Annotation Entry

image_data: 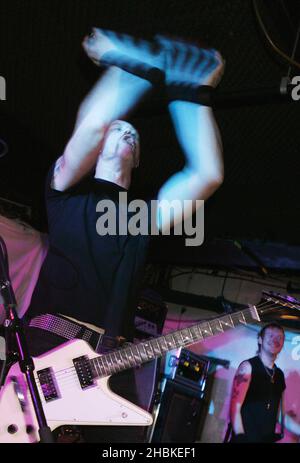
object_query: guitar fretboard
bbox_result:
[90,305,260,379]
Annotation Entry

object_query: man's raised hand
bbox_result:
[155,35,225,88]
[82,28,117,65]
[82,28,163,70]
[82,29,225,91]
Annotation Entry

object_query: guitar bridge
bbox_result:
[73,356,95,389]
[37,367,59,402]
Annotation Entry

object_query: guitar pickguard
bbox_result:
[0,340,153,443]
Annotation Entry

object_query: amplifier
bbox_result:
[149,349,210,443]
[134,289,168,339]
[164,348,210,393]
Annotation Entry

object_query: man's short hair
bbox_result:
[257,322,285,352]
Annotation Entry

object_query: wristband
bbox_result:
[101,50,165,86]
[166,83,213,106]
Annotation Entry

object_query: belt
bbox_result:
[28,313,125,353]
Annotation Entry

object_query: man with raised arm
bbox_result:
[25,29,225,442]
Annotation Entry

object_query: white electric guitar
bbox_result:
[0,291,299,443]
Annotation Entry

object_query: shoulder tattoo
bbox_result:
[231,363,251,399]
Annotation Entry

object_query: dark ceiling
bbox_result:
[0,0,300,247]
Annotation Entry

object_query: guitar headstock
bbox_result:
[259,291,300,320]
[262,291,300,308]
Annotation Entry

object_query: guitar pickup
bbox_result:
[73,356,95,389]
[37,367,59,402]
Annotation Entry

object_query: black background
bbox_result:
[0,0,299,245]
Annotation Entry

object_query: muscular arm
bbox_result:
[157,102,223,231]
[230,361,252,435]
[155,40,224,232]
[52,67,151,192]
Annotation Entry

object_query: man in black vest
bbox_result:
[229,322,300,442]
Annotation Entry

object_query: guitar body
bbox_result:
[0,339,153,443]
[0,291,296,443]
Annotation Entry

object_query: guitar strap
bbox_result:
[27,313,125,353]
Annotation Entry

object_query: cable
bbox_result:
[253,0,300,70]
[279,0,297,34]
[287,22,300,78]
[169,262,299,287]
[169,269,287,290]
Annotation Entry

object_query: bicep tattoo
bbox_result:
[231,363,250,400]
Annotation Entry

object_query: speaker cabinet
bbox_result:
[151,379,206,443]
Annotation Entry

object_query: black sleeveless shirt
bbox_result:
[240,355,286,442]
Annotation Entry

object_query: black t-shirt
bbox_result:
[240,355,286,442]
[28,165,152,340]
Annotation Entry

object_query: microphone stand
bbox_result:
[0,236,54,443]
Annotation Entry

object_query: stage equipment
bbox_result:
[149,349,210,443]
[0,236,54,443]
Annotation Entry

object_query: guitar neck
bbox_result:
[90,305,260,379]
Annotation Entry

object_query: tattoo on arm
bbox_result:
[231,363,250,401]
[235,373,249,386]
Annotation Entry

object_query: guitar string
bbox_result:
[31,299,296,388]
[35,304,274,394]
[36,299,293,384]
